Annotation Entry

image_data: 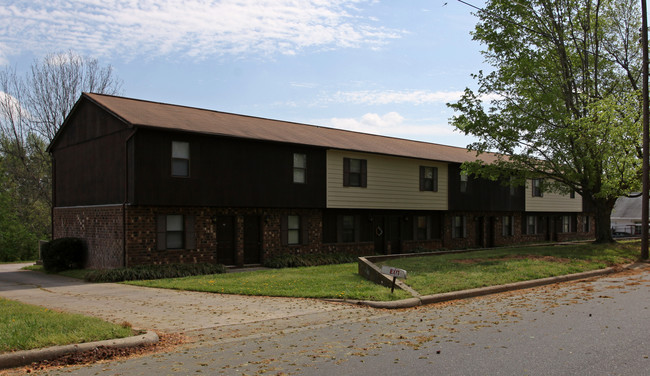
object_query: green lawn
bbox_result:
[126,263,413,301]
[377,240,640,295]
[0,298,134,353]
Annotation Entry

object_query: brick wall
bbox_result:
[124,206,331,267]
[52,205,124,269]
[55,205,598,269]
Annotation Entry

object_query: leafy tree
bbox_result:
[449,0,642,243]
[0,51,122,259]
[0,155,40,261]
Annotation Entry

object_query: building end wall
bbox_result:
[52,205,124,269]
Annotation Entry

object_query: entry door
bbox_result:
[388,216,402,254]
[487,217,496,248]
[374,216,387,254]
[216,216,236,265]
[476,216,485,248]
[243,215,261,264]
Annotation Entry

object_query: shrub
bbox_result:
[41,237,86,272]
[84,263,227,283]
[263,252,358,268]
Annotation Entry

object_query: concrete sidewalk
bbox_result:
[0,263,369,334]
[0,263,376,370]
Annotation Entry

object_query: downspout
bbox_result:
[51,155,56,241]
[123,128,138,268]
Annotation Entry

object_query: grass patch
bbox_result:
[378,241,640,295]
[0,298,134,353]
[126,263,412,301]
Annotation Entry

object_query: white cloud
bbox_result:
[328,89,466,105]
[326,89,504,106]
[0,0,402,61]
[326,111,457,138]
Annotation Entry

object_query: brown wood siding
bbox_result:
[51,99,129,206]
[448,164,525,212]
[131,129,326,207]
[52,98,128,149]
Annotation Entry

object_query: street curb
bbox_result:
[351,264,642,309]
[0,330,159,370]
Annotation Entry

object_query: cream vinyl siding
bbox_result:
[326,150,448,210]
[525,180,582,212]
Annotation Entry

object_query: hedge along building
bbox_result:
[48,93,595,269]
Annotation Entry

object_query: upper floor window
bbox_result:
[343,158,367,187]
[171,141,190,177]
[293,153,306,184]
[460,173,468,193]
[570,191,576,199]
[532,178,543,197]
[420,166,438,192]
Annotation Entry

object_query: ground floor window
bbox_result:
[415,216,429,240]
[157,214,195,250]
[502,216,513,236]
[583,216,590,233]
[342,215,356,242]
[166,215,184,249]
[287,215,300,244]
[526,215,538,235]
[561,215,577,233]
[452,216,466,238]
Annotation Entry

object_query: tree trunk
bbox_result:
[592,197,617,243]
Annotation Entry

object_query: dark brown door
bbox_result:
[388,216,402,254]
[243,215,261,264]
[216,216,236,265]
[374,216,387,254]
[476,216,485,248]
[487,217,495,247]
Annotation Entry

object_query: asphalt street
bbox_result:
[16,264,648,376]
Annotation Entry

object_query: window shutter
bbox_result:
[156,215,167,250]
[360,160,367,188]
[433,167,438,192]
[419,166,425,191]
[343,158,350,186]
[521,216,527,235]
[336,215,343,243]
[301,216,309,245]
[572,215,577,233]
[462,216,467,238]
[281,215,288,245]
[355,215,362,242]
[185,215,196,249]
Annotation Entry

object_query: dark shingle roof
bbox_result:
[84,92,498,164]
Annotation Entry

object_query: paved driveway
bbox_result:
[0,263,371,335]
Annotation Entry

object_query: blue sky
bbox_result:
[1,0,488,148]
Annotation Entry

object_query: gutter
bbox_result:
[123,128,138,268]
